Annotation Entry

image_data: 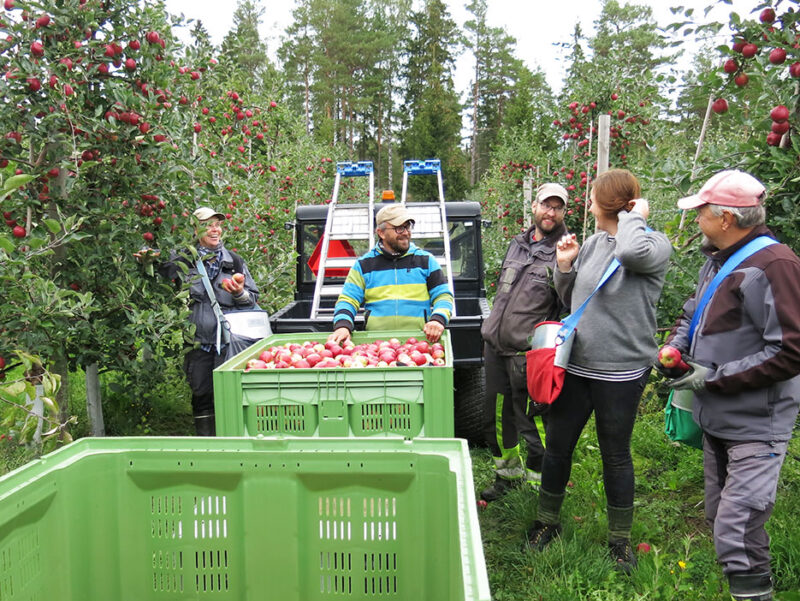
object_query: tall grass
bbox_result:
[472,405,800,600]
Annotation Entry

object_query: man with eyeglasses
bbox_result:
[138,207,259,435]
[328,203,454,345]
[479,183,570,502]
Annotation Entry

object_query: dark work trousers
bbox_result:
[482,343,546,480]
[540,370,649,507]
[704,434,788,575]
[183,347,228,416]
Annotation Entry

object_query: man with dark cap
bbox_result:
[479,183,569,502]
[665,170,800,601]
[329,203,454,345]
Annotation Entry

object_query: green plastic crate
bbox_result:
[0,437,490,601]
[214,330,454,438]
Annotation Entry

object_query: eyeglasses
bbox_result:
[538,202,566,214]
[384,222,413,234]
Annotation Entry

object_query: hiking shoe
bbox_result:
[525,520,562,551]
[480,476,522,502]
[609,540,638,574]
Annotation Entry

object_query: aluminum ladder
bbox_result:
[399,159,456,316]
[309,160,375,319]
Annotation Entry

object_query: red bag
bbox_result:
[526,347,567,405]
[525,320,575,405]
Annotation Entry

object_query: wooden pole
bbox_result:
[680,93,714,230]
[597,114,610,176]
[523,176,532,229]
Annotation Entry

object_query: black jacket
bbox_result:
[481,223,566,355]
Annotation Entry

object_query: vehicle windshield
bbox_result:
[300,218,480,284]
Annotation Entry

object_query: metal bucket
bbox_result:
[529,321,575,369]
[670,388,695,412]
[224,310,272,340]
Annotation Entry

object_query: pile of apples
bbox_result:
[245,337,447,370]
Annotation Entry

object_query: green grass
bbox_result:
[472,407,800,600]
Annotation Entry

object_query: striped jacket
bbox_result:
[332,242,454,332]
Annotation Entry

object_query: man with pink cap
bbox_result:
[663,170,800,601]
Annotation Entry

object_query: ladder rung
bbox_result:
[320,285,344,296]
[325,257,356,269]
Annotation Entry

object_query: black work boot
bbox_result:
[194,412,216,436]
[525,520,562,551]
[608,539,638,574]
[480,475,522,502]
[729,571,773,601]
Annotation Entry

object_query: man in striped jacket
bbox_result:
[328,204,454,344]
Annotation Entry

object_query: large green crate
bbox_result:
[214,330,454,438]
[0,437,489,601]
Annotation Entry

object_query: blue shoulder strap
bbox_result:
[688,235,777,343]
[556,258,620,344]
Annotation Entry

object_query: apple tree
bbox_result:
[0,0,225,439]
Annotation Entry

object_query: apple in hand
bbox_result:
[657,345,691,376]
[233,272,245,285]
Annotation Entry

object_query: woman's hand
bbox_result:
[556,233,579,273]
[629,198,650,220]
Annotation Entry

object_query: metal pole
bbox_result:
[680,93,714,230]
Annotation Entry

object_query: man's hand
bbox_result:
[556,233,579,273]
[328,327,352,345]
[423,320,445,343]
[667,360,710,392]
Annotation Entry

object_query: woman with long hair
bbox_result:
[525,169,672,572]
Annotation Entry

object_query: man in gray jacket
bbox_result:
[479,183,568,502]
[666,170,800,601]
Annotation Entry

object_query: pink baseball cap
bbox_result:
[677,170,766,209]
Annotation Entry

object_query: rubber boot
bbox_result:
[194,412,216,436]
[607,505,637,573]
[729,571,773,601]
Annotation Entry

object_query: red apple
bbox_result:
[772,120,790,135]
[770,105,790,123]
[722,59,738,74]
[246,359,268,370]
[767,132,782,146]
[734,73,749,87]
[12,225,26,238]
[657,345,690,374]
[142,231,153,242]
[233,272,245,284]
[741,43,758,58]
[790,62,800,78]
[31,41,44,56]
[258,350,273,363]
[636,542,651,553]
[221,277,232,290]
[769,47,787,65]
[711,98,728,114]
[760,8,776,23]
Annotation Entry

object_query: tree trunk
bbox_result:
[85,363,105,436]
